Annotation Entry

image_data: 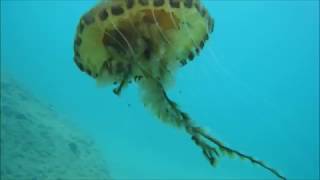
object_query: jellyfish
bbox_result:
[73,0,285,179]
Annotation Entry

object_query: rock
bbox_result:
[0,75,111,180]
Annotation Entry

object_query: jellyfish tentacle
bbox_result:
[139,77,286,180]
[194,128,287,180]
[112,74,129,96]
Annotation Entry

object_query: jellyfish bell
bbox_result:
[73,1,285,179]
[74,0,213,94]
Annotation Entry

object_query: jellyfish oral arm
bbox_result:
[113,73,129,96]
[139,77,286,180]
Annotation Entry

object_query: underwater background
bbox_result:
[1,0,319,179]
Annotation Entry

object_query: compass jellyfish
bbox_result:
[73,0,285,179]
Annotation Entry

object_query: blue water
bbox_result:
[1,0,319,179]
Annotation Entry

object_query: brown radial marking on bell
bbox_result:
[204,33,209,41]
[169,0,180,8]
[99,8,108,21]
[188,51,194,61]
[111,5,124,16]
[86,69,92,76]
[200,7,207,17]
[199,40,204,49]
[126,0,134,9]
[153,0,164,7]
[143,12,156,24]
[76,62,84,72]
[74,55,80,62]
[75,36,82,47]
[195,47,200,54]
[74,48,80,58]
[180,59,187,66]
[77,63,85,72]
[184,0,192,8]
[139,0,149,6]
[74,57,85,72]
[82,12,95,25]
[79,22,84,33]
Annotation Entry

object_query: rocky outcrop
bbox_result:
[0,75,111,180]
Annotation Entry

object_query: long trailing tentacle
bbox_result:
[139,76,286,180]
[191,126,286,180]
[184,120,286,180]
